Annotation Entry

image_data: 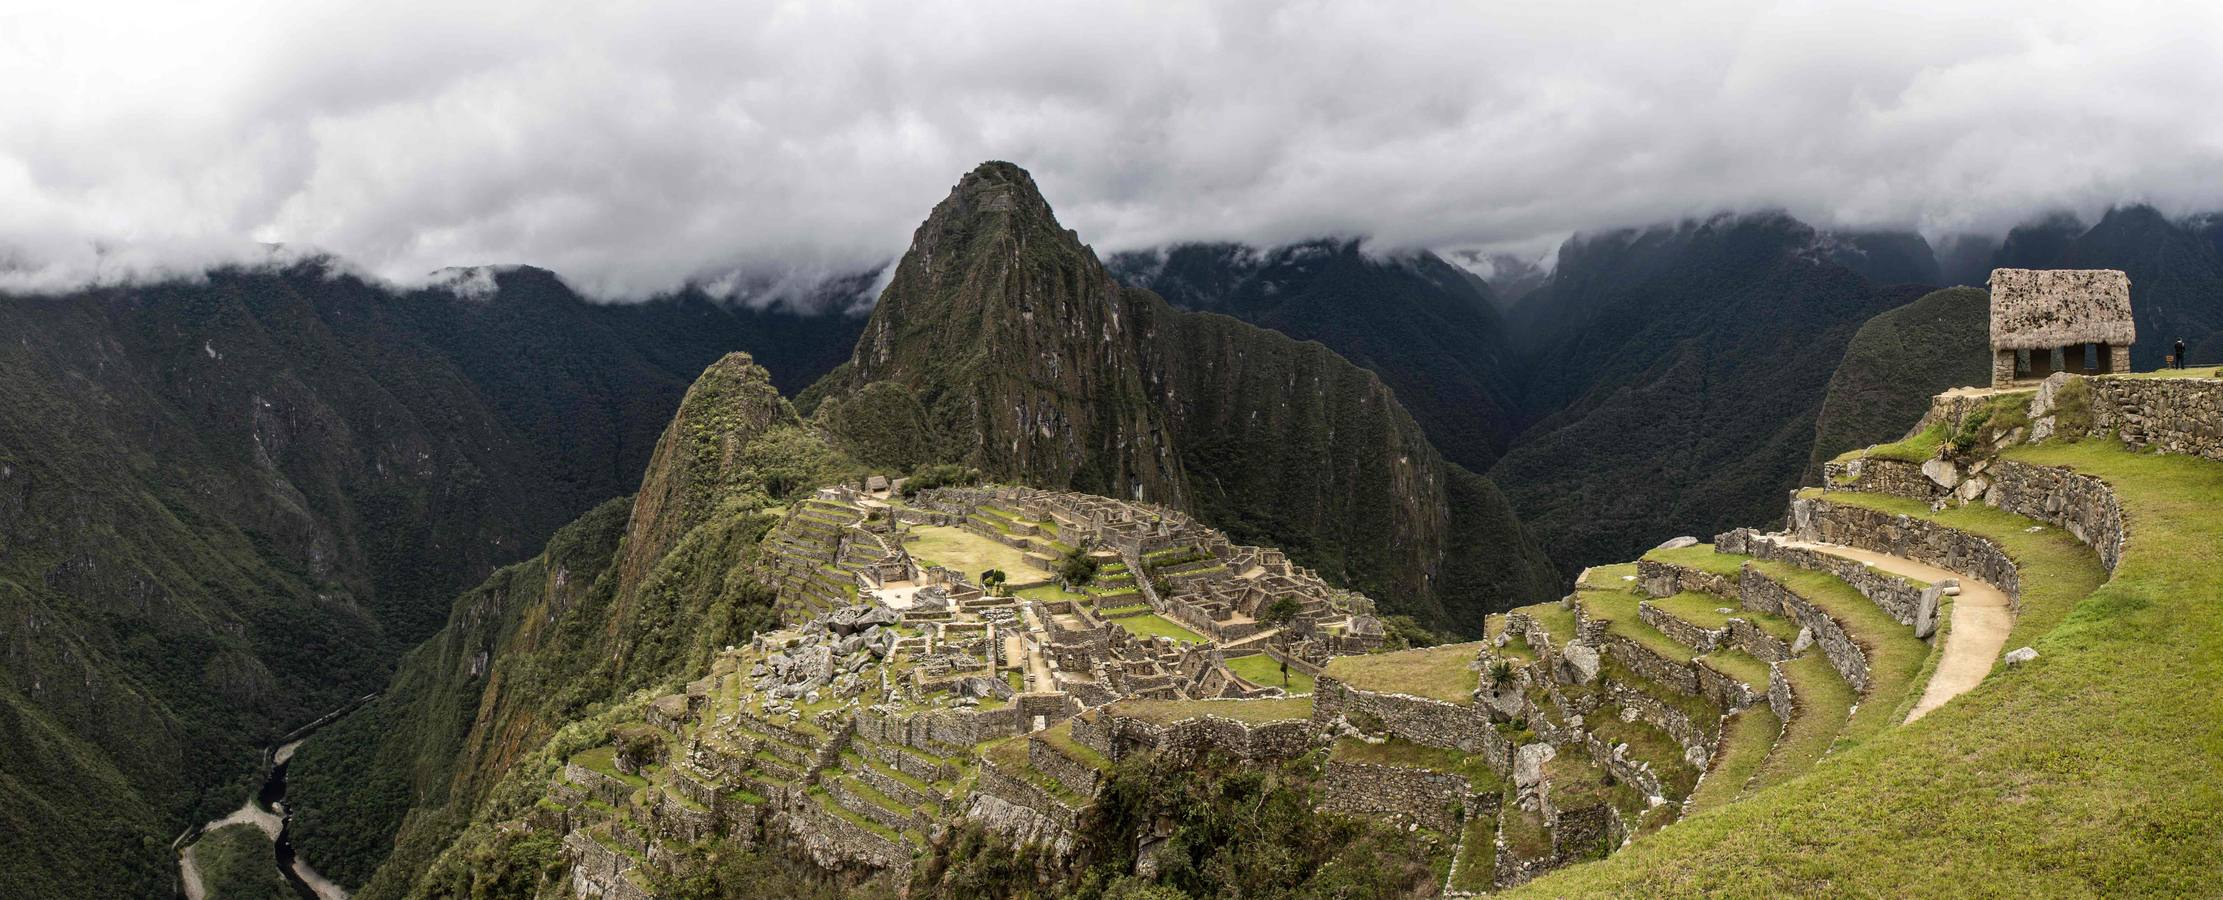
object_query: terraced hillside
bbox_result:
[319,360,2223,898]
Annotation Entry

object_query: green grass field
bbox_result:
[1226,653,1314,694]
[1516,438,2223,895]
[904,525,1044,580]
[1108,611,1206,644]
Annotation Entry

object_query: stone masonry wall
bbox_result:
[1740,533,1931,625]
[1320,760,1472,833]
[1823,457,1941,502]
[1788,497,2021,609]
[1982,459,2127,573]
[1738,565,1870,694]
[2089,374,2223,462]
[1635,559,1738,600]
[1313,676,1494,753]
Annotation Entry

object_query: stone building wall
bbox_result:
[1313,676,1494,753]
[2089,374,2223,462]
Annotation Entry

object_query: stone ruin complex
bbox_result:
[1989,267,2134,386]
[542,339,2223,897]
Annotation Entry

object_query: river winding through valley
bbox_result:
[176,699,369,900]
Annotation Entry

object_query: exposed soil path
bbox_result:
[1785,540,2015,722]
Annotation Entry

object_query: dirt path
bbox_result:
[1785,540,2014,722]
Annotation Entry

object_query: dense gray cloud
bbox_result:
[4,0,2220,300]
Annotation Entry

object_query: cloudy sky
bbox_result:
[4,0,2221,300]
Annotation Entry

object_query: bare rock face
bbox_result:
[1560,642,1603,685]
[2004,646,2040,666]
[1914,586,1943,639]
[1653,535,1700,551]
[1514,742,1558,806]
[1922,458,1962,490]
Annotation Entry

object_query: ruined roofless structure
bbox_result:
[1989,267,2134,387]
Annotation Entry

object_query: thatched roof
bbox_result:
[1989,268,2134,350]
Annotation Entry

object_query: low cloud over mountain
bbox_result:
[5,1,2221,297]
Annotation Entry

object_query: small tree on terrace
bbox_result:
[1057,546,1101,588]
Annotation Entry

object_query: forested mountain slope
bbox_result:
[0,267,861,898]
[287,353,848,895]
[1488,215,1930,576]
[1109,240,1525,469]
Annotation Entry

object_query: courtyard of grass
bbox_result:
[1225,652,1314,694]
[903,525,1044,580]
[1107,695,1316,726]
[1514,438,2222,895]
[1107,611,1205,644]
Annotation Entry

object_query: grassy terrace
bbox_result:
[1331,736,1502,793]
[1108,695,1316,726]
[1226,652,1315,694]
[1322,641,1483,704]
[1588,715,1699,797]
[980,737,1087,806]
[1642,543,1749,578]
[1747,560,1931,750]
[1511,600,1579,647]
[1035,719,1112,771]
[2115,364,2223,379]
[1578,589,1701,665]
[1838,423,1946,465]
[1801,485,2105,650]
[1600,655,1715,725]
[1581,560,1640,587]
[1693,648,1771,692]
[1520,439,2204,896]
[1108,611,1205,644]
[1743,654,1852,793]
[1450,810,1499,893]
[1652,590,1802,643]
[1014,583,1088,602]
[1685,705,1781,814]
[572,746,649,788]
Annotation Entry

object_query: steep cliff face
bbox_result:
[811,162,1557,629]
[811,163,1186,505]
[289,353,843,895]
[1110,240,1526,470]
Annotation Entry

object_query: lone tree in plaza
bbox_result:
[980,568,1008,596]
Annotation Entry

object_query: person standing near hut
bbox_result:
[2176,338,2188,369]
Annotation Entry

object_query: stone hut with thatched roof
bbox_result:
[1989,267,2134,387]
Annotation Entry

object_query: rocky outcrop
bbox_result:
[804,161,1558,631]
